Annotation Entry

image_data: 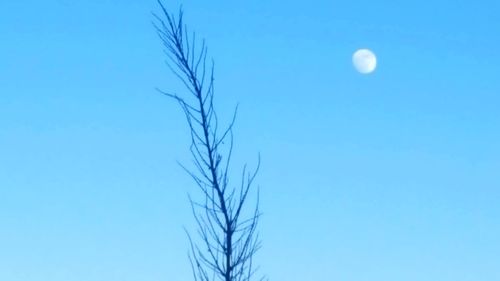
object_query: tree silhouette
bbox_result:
[153,2,264,281]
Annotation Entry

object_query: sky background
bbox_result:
[1,0,499,280]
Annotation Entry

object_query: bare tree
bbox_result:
[153,2,264,281]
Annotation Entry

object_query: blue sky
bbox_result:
[1,0,499,280]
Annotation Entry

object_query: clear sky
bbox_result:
[1,0,499,280]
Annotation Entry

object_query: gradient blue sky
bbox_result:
[1,1,499,280]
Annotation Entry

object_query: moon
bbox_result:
[352,49,377,74]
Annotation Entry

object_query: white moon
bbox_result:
[352,49,377,74]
